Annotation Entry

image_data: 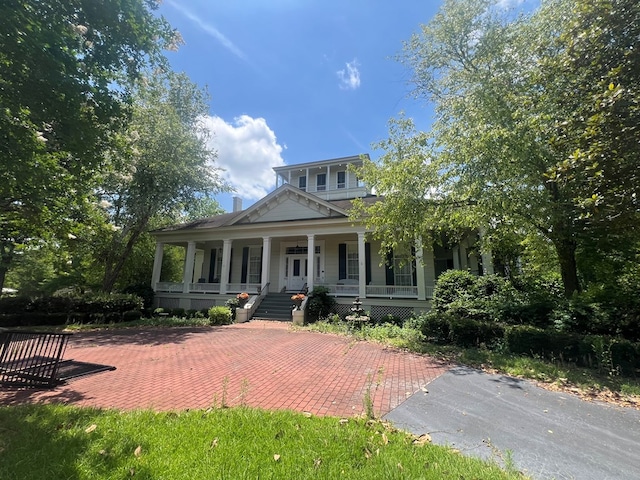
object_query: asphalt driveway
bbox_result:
[384,366,640,480]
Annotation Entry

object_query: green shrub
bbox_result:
[432,270,478,312]
[122,310,142,322]
[448,317,505,348]
[499,300,555,328]
[170,307,186,318]
[504,326,583,362]
[416,312,451,344]
[0,296,31,314]
[208,306,232,325]
[307,286,336,322]
[122,284,155,309]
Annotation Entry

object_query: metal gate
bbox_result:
[0,330,72,388]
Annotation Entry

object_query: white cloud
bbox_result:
[337,59,361,90]
[200,115,285,201]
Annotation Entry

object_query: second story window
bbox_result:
[316,173,326,191]
[337,171,346,189]
[298,175,306,191]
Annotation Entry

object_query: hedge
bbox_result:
[0,293,144,327]
[419,314,640,375]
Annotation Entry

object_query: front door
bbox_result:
[286,255,307,291]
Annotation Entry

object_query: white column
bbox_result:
[415,238,427,300]
[182,241,196,293]
[479,228,494,275]
[306,234,315,292]
[220,239,232,294]
[151,242,164,289]
[452,245,461,270]
[261,236,271,293]
[357,232,366,298]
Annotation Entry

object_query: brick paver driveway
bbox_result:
[0,321,449,417]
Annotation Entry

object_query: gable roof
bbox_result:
[153,185,374,234]
[227,184,348,225]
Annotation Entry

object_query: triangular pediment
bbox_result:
[229,185,348,225]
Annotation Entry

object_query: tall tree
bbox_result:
[0,0,178,292]
[94,71,229,292]
[354,0,639,297]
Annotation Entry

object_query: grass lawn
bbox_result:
[0,404,525,479]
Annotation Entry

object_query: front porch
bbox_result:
[154,281,434,300]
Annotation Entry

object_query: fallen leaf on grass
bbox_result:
[412,433,431,446]
[381,433,389,445]
[85,424,97,433]
[134,445,142,457]
[273,454,280,462]
[210,438,219,449]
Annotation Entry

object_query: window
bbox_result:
[210,247,223,282]
[298,176,306,191]
[393,253,413,286]
[248,246,262,283]
[347,243,359,280]
[316,173,326,191]
[337,171,346,189]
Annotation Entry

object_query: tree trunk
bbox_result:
[101,227,145,293]
[553,237,581,298]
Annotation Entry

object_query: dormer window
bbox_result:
[317,173,326,191]
[298,175,307,191]
[337,171,346,189]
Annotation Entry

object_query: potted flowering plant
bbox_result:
[237,292,250,308]
[291,293,305,310]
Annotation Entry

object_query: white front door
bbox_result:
[286,255,307,291]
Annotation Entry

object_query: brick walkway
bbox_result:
[0,321,449,417]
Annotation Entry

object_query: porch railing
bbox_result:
[154,282,260,295]
[156,282,434,299]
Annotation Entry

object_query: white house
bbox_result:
[150,154,491,321]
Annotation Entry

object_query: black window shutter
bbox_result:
[228,249,233,283]
[411,246,417,286]
[385,249,395,286]
[241,247,249,283]
[365,243,372,285]
[338,243,347,280]
[209,249,217,283]
[259,247,263,277]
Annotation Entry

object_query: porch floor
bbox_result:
[0,321,449,417]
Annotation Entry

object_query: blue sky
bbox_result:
[157,0,529,212]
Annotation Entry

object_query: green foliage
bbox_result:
[307,286,336,322]
[122,284,155,310]
[0,0,177,292]
[0,292,143,326]
[94,70,229,292]
[208,306,232,326]
[432,270,478,312]
[354,0,640,298]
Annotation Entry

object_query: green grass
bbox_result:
[52,315,213,332]
[0,404,525,480]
